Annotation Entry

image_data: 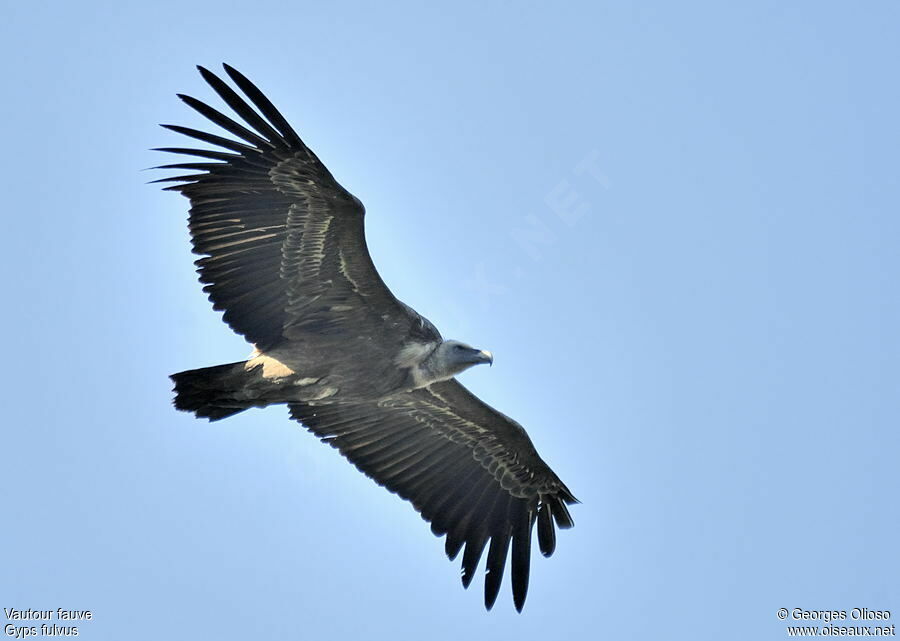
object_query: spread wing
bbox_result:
[155,64,438,351]
[289,379,577,611]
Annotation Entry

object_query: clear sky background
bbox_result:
[2,2,897,639]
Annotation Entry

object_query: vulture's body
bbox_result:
[157,64,577,611]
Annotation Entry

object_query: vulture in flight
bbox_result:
[156,64,577,611]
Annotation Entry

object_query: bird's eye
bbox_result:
[454,344,464,351]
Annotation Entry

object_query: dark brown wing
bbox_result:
[289,379,577,611]
[155,64,438,351]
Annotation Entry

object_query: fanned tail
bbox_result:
[170,361,253,421]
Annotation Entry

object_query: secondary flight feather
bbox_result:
[155,64,577,611]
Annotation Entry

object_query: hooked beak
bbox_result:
[477,350,494,367]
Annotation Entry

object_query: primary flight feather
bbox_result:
[156,64,577,611]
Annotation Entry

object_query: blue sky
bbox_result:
[2,2,898,639]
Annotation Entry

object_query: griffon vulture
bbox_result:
[155,64,577,611]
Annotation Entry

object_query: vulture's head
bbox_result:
[433,340,494,377]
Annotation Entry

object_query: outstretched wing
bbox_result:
[155,64,437,351]
[289,379,577,611]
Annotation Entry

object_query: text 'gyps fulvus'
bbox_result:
[156,64,577,611]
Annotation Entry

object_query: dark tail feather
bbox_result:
[170,361,252,421]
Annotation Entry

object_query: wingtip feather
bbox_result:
[460,534,487,589]
[483,531,511,611]
[510,504,532,612]
[537,502,556,557]
[444,534,464,561]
